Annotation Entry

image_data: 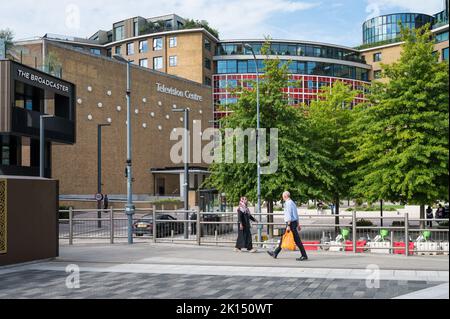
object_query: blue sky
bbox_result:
[1,0,446,47]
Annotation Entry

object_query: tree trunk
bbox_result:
[420,204,425,230]
[380,200,383,227]
[335,195,340,235]
[267,200,274,238]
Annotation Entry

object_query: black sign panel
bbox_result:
[11,62,74,97]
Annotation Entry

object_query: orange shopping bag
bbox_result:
[281,230,296,251]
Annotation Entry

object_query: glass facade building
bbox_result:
[213,40,371,121]
[363,13,434,44]
[216,41,366,63]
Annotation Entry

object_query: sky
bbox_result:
[0,0,446,47]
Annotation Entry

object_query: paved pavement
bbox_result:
[0,243,448,299]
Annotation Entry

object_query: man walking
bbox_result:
[268,191,308,261]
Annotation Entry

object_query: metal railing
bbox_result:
[59,208,449,256]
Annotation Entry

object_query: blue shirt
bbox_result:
[283,199,299,222]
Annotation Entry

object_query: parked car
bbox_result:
[199,213,234,236]
[133,214,184,237]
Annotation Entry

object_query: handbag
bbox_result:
[281,230,296,251]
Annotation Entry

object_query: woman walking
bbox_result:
[235,197,258,253]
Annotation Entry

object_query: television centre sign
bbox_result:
[156,83,203,102]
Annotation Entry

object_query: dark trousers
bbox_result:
[274,221,308,258]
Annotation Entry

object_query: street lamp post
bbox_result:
[243,43,262,245]
[113,55,135,244]
[97,123,111,228]
[173,108,190,239]
[40,115,54,178]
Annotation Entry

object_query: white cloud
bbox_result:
[365,0,444,19]
[0,0,321,40]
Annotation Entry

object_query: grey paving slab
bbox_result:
[1,243,448,299]
[49,243,449,271]
[0,270,444,299]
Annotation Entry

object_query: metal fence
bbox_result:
[59,208,449,256]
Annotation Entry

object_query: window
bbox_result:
[204,58,211,70]
[14,80,44,112]
[134,21,139,37]
[313,47,322,57]
[107,48,112,58]
[204,38,211,51]
[237,60,247,73]
[169,37,177,48]
[153,38,163,51]
[443,47,449,61]
[127,43,134,55]
[217,60,238,73]
[373,52,382,62]
[165,20,173,29]
[204,77,212,86]
[436,31,449,43]
[153,57,163,70]
[139,40,148,53]
[169,56,177,67]
[373,70,382,79]
[139,58,148,68]
[90,48,101,55]
[115,46,122,55]
[114,25,125,41]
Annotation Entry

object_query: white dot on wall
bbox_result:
[87,114,93,121]
[180,117,184,122]
[173,128,177,132]
[107,118,112,123]
[143,123,147,128]
[150,112,155,118]
[117,106,122,112]
[173,104,177,109]
[135,109,139,114]
[199,110,203,114]
[77,98,83,105]
[107,90,112,96]
[143,98,147,103]
[165,115,170,120]
[158,125,162,131]
[158,101,162,106]
[125,121,128,125]
[87,86,92,92]
[98,102,103,108]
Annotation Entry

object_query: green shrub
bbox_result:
[438,221,449,228]
[59,206,71,219]
[392,221,405,227]
[356,219,374,227]
[350,219,374,227]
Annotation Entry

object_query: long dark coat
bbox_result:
[235,208,257,250]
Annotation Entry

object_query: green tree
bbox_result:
[306,81,362,229]
[348,24,449,225]
[182,19,219,39]
[0,29,14,58]
[139,20,166,35]
[206,44,332,236]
